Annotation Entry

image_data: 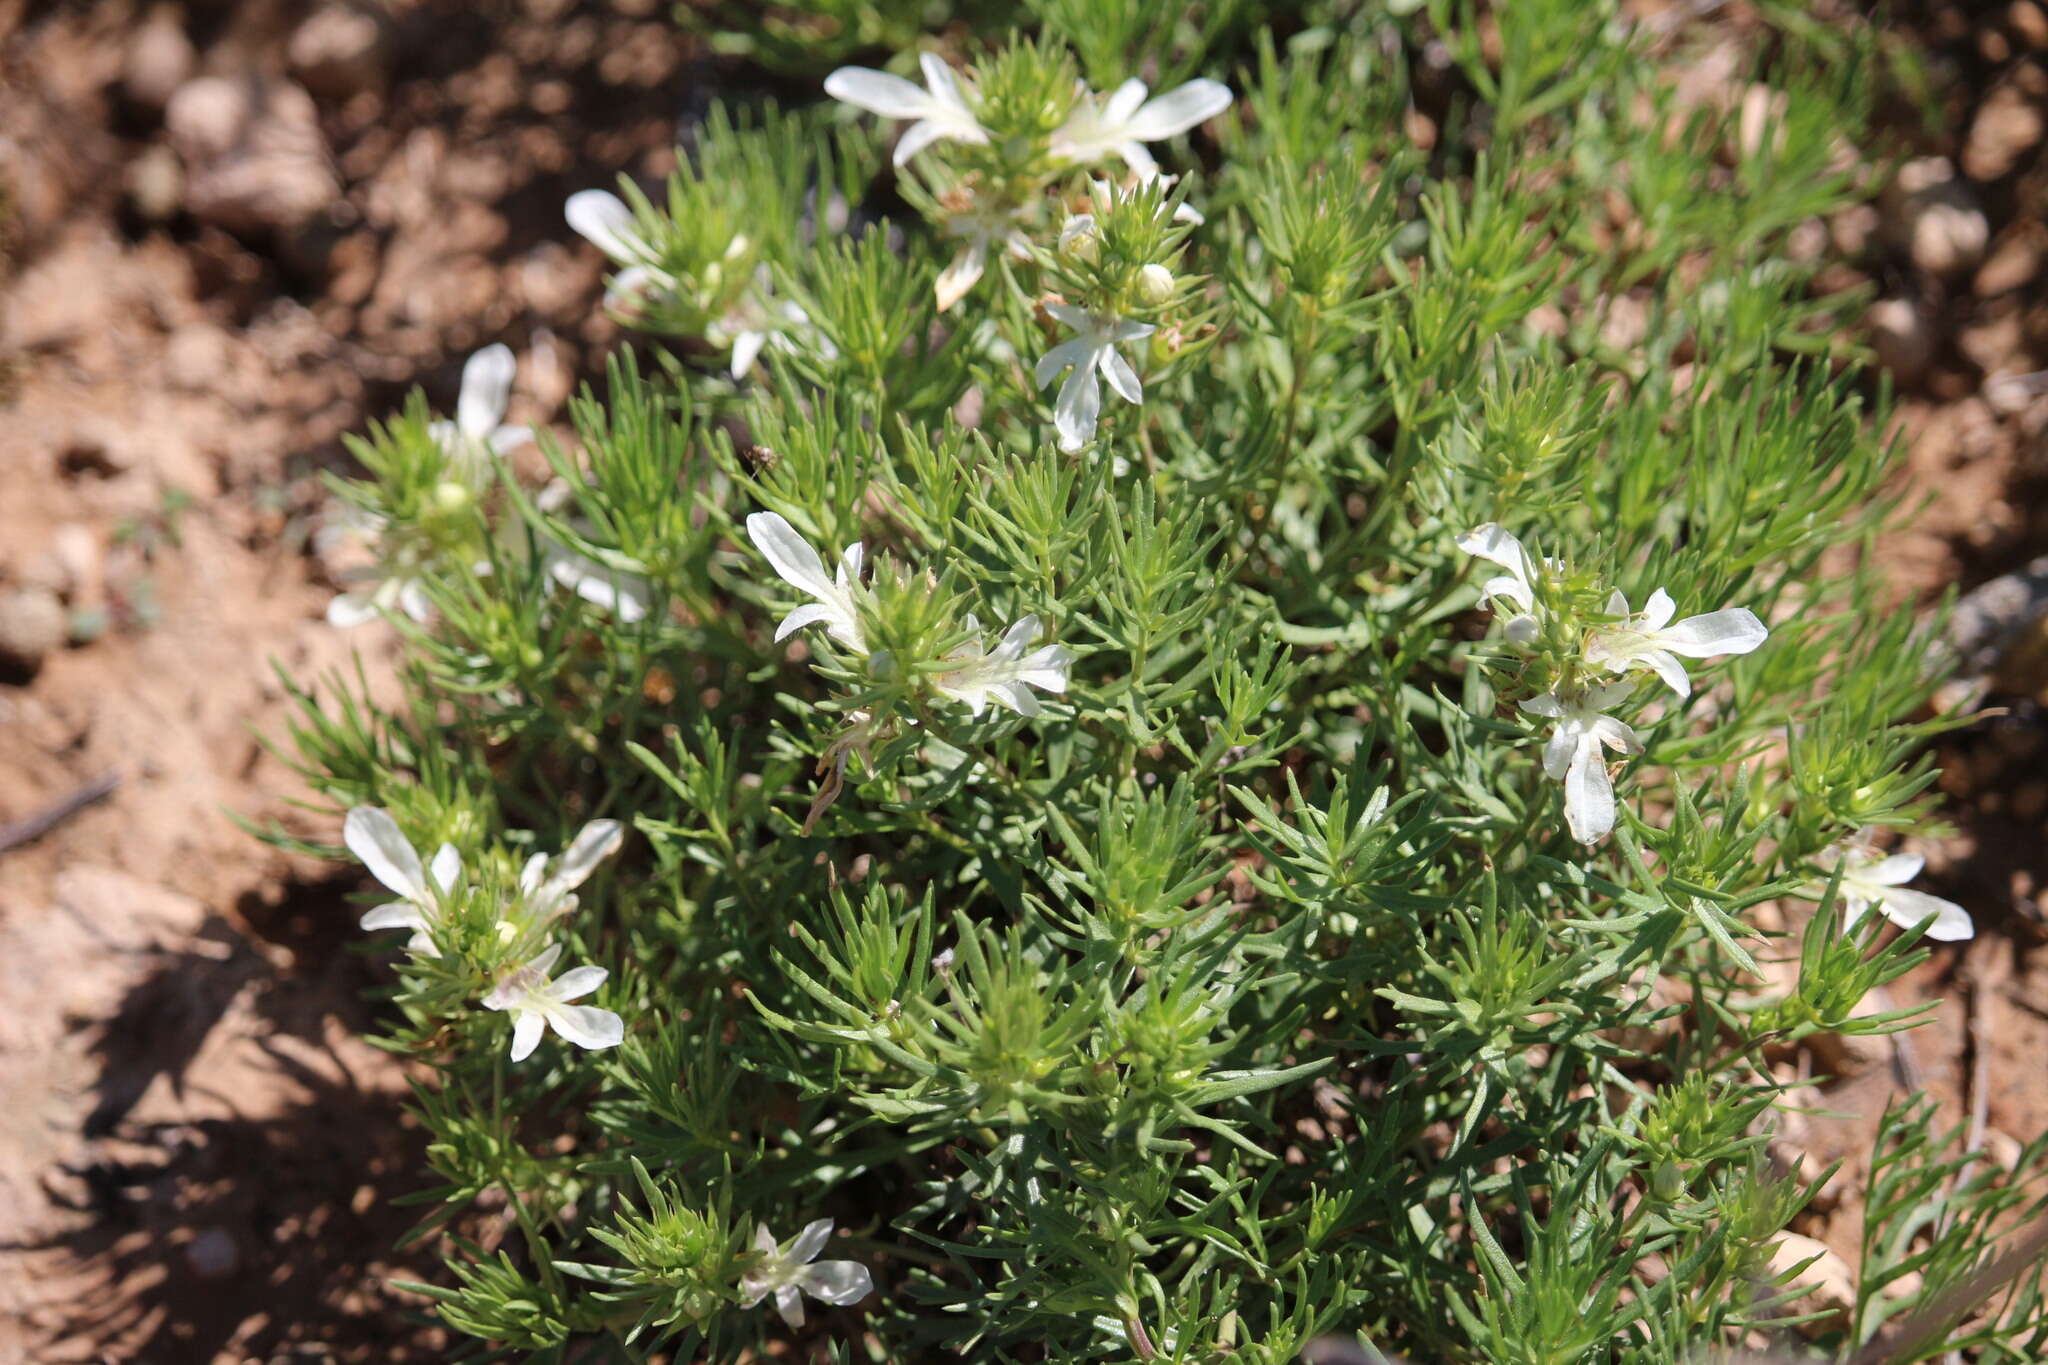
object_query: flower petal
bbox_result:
[920,52,967,111]
[799,1259,874,1307]
[547,1003,625,1050]
[548,965,609,1003]
[428,842,462,895]
[823,66,933,120]
[457,344,515,440]
[774,602,837,642]
[747,513,838,602]
[729,328,768,379]
[1124,80,1233,141]
[1865,853,1925,886]
[397,579,435,623]
[326,590,381,628]
[1877,886,1974,941]
[1642,587,1677,632]
[344,807,427,901]
[1657,608,1768,658]
[509,1011,546,1062]
[1456,524,1533,579]
[1045,300,1096,332]
[1563,740,1616,844]
[1118,140,1161,178]
[935,237,988,312]
[565,190,642,263]
[1034,338,1093,389]
[1053,357,1101,452]
[1103,78,1151,126]
[891,117,946,167]
[1100,345,1144,405]
[553,820,623,892]
[1639,648,1692,699]
[788,1218,835,1266]
[1540,723,1575,780]
[1481,573,1534,611]
[359,901,428,933]
[775,1284,805,1330]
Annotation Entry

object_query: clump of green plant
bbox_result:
[278,2,2048,1361]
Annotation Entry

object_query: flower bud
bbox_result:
[432,480,474,515]
[1136,263,1174,305]
[1059,215,1100,263]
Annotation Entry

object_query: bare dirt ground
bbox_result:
[2,1,2048,1361]
[0,0,689,1357]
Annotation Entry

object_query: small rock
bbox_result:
[0,588,69,674]
[1983,1127,2025,1172]
[124,143,184,223]
[1964,74,2047,182]
[1912,196,1990,277]
[288,5,393,100]
[51,524,106,617]
[166,76,340,235]
[122,7,195,112]
[1868,297,1934,386]
[1883,158,1989,279]
[1769,1233,1857,1329]
[2014,2,2048,50]
[1976,225,2045,295]
[1831,203,1879,257]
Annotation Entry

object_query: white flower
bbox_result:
[1584,588,1768,699]
[935,207,1033,312]
[706,275,826,379]
[1456,523,1546,643]
[1817,843,1974,942]
[511,819,625,928]
[1050,77,1233,177]
[1518,682,1643,845]
[323,505,437,628]
[543,547,654,622]
[482,943,624,1062]
[930,614,1072,717]
[746,512,868,655]
[427,345,532,483]
[566,189,676,311]
[345,806,460,954]
[1035,303,1154,453]
[824,53,988,167]
[740,1219,874,1329]
[529,478,656,622]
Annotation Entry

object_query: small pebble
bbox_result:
[0,587,69,674]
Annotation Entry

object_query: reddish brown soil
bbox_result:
[2,1,2047,1362]
[1,0,690,1358]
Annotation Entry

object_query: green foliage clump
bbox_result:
[276,2,2048,1361]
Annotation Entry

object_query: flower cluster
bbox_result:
[745,510,1071,827]
[345,806,628,1062]
[322,346,655,631]
[324,345,534,629]
[824,51,1223,451]
[1459,524,1769,844]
